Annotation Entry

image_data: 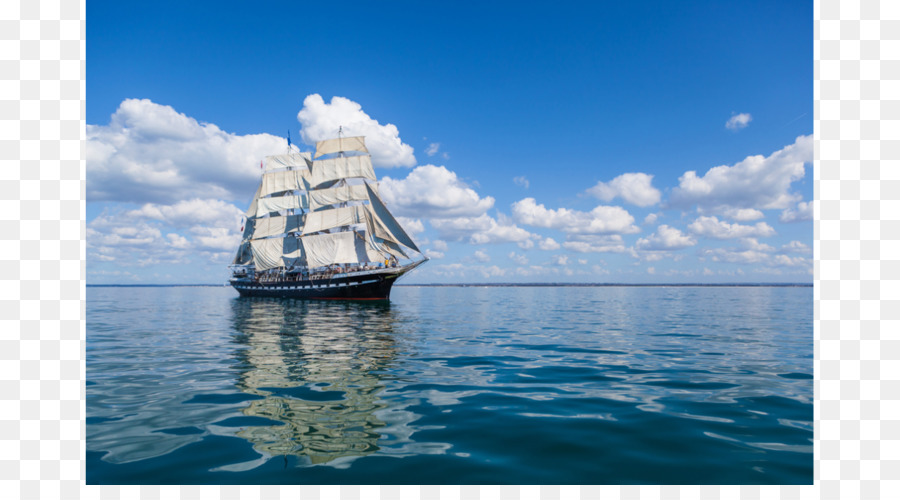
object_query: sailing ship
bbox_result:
[228,133,427,299]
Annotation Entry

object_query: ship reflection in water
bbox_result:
[225,297,419,469]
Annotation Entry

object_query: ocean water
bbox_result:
[86,285,813,485]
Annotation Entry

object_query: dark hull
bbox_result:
[232,272,396,300]
[229,261,426,300]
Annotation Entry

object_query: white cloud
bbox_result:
[511,198,639,234]
[721,208,765,221]
[538,237,560,251]
[726,113,753,130]
[635,225,697,251]
[126,198,245,231]
[430,213,537,247]
[513,176,529,189]
[561,234,627,253]
[296,94,416,167]
[670,134,812,211]
[586,173,661,207]
[87,99,286,204]
[425,143,440,156]
[380,165,495,219]
[425,249,445,259]
[643,213,659,225]
[396,217,426,235]
[781,240,811,254]
[509,252,528,265]
[473,249,490,262]
[431,239,448,252]
[550,255,568,266]
[739,238,775,252]
[779,201,813,223]
[687,216,776,239]
[701,248,769,264]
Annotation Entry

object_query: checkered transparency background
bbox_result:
[0,0,896,498]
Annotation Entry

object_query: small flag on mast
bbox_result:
[287,130,292,149]
[260,160,263,169]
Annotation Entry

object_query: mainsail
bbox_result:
[233,135,423,272]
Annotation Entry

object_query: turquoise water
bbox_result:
[87,285,812,485]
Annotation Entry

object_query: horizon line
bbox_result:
[87,282,813,288]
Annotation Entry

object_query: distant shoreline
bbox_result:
[88,282,813,288]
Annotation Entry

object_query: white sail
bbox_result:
[308,183,373,212]
[364,183,421,253]
[260,170,310,198]
[254,193,308,216]
[301,231,359,269]
[355,233,386,263]
[252,214,304,240]
[313,136,368,159]
[250,237,285,271]
[265,152,311,171]
[300,204,369,235]
[309,155,376,188]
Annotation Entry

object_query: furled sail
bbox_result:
[308,183,373,212]
[301,231,360,269]
[264,152,311,171]
[309,155,376,188]
[260,170,310,198]
[313,136,368,159]
[300,204,369,235]
[252,214,304,240]
[363,183,421,253]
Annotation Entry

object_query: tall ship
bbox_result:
[229,133,427,299]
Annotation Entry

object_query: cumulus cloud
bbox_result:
[669,134,812,211]
[473,249,490,262]
[586,173,661,207]
[726,113,753,130]
[425,143,440,156]
[538,237,560,251]
[561,234,627,253]
[89,197,247,263]
[509,252,529,265]
[635,225,697,251]
[779,201,813,223]
[396,217,426,235]
[88,99,286,204]
[380,165,495,219]
[429,213,537,247]
[781,240,811,254]
[296,94,416,167]
[126,199,245,232]
[721,208,765,221]
[513,176,529,189]
[511,198,639,235]
[687,216,776,239]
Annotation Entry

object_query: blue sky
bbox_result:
[87,1,813,284]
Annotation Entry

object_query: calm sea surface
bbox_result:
[87,285,812,485]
